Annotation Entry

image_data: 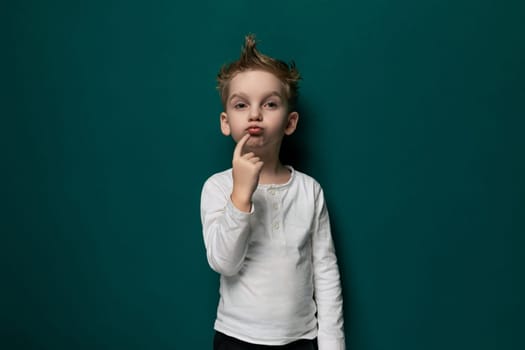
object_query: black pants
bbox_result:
[213,331,318,350]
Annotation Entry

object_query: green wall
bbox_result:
[4,1,524,349]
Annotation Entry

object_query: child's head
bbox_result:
[217,34,301,112]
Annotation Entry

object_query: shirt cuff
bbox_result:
[226,197,255,217]
[317,336,346,350]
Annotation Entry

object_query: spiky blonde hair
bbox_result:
[217,34,301,111]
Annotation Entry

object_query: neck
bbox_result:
[245,142,290,184]
[259,158,290,184]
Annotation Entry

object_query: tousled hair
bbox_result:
[217,34,301,111]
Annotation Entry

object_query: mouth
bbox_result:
[247,126,263,136]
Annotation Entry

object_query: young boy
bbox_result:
[201,35,345,350]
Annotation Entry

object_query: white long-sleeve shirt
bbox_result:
[200,166,345,349]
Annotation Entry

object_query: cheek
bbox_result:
[229,123,246,139]
[272,113,290,129]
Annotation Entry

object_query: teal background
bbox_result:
[3,0,524,349]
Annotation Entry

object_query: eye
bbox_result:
[263,101,279,109]
[233,102,247,110]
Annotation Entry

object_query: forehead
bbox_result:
[228,70,284,97]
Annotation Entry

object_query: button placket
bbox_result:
[269,188,277,230]
[268,187,284,245]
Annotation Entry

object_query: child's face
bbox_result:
[220,70,298,152]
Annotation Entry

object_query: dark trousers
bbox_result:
[213,331,318,350]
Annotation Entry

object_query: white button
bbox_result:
[272,203,279,210]
[268,189,275,195]
[273,222,279,230]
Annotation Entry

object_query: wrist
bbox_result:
[230,192,252,213]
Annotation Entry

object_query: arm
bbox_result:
[312,186,346,350]
[201,134,263,276]
[201,178,252,276]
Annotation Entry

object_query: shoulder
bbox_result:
[201,168,233,196]
[203,168,232,184]
[292,168,319,185]
[290,167,324,196]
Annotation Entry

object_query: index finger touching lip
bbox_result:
[234,133,251,158]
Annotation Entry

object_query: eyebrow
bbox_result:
[228,91,283,103]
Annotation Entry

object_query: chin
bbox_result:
[246,140,262,147]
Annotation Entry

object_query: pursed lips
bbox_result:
[246,125,263,136]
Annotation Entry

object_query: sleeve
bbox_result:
[312,185,346,350]
[200,176,253,277]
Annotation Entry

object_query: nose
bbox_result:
[248,106,262,121]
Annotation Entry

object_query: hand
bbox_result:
[231,134,264,212]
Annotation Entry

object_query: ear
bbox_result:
[220,112,231,136]
[284,111,299,136]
